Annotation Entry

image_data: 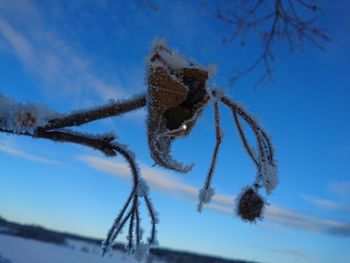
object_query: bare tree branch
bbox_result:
[209,0,331,85]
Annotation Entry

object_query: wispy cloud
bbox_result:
[300,194,339,210]
[79,155,233,207]
[79,154,350,237]
[329,181,350,197]
[0,142,57,164]
[265,205,350,237]
[0,17,35,67]
[0,6,129,105]
[300,194,350,214]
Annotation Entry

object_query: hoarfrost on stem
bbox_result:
[133,243,150,262]
[137,179,150,197]
[148,39,189,72]
[0,93,60,134]
[0,39,280,261]
[257,156,278,194]
[197,187,215,212]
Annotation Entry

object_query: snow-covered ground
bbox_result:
[0,234,163,263]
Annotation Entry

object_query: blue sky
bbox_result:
[0,0,349,262]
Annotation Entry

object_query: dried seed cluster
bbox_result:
[237,187,265,222]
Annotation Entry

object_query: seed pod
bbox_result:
[146,41,210,172]
[236,186,265,222]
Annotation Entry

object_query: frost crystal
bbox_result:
[137,179,149,197]
[213,88,225,101]
[148,236,159,247]
[133,243,150,262]
[197,187,215,212]
[259,161,278,194]
[0,93,60,134]
[101,239,113,255]
[154,212,160,224]
[256,154,278,194]
[138,227,144,241]
[149,39,189,72]
[207,64,217,79]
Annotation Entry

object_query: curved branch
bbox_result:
[197,99,223,212]
[102,189,135,256]
[232,110,259,168]
[0,92,157,257]
[220,95,276,174]
[0,127,118,157]
[38,129,118,156]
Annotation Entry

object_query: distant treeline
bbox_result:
[0,216,257,263]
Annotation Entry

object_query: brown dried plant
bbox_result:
[0,41,278,260]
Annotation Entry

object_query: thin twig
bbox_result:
[0,93,156,256]
[204,101,223,190]
[102,189,135,255]
[220,95,274,164]
[143,193,157,244]
[211,0,331,85]
[232,110,259,168]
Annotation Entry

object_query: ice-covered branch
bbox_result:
[0,93,146,134]
[0,92,157,261]
[221,95,278,196]
[1,40,282,260]
[44,94,146,130]
[197,99,223,212]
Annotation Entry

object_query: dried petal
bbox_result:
[146,41,210,172]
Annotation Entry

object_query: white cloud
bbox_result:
[266,205,350,237]
[300,194,340,210]
[0,17,35,66]
[0,11,128,105]
[79,154,350,237]
[79,154,233,207]
[300,193,350,216]
[0,141,57,164]
[329,181,350,197]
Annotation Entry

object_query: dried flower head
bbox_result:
[146,40,210,172]
[236,186,265,222]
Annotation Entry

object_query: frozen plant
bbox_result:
[0,39,278,260]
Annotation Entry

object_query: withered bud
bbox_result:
[236,187,265,222]
[16,111,37,130]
